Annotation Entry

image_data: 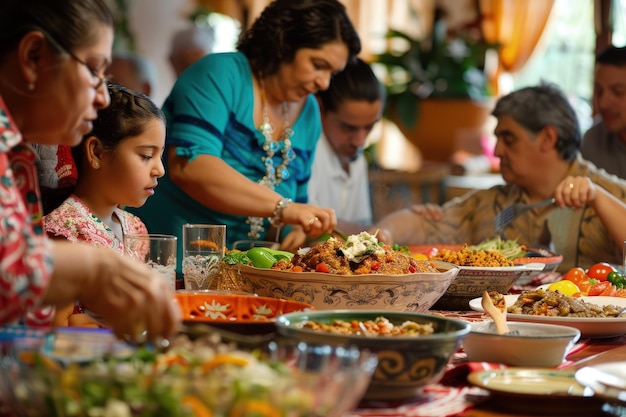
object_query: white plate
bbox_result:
[468,295,626,338]
[576,362,626,406]
[468,368,603,414]
[469,368,592,396]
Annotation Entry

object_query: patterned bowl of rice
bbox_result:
[427,246,545,310]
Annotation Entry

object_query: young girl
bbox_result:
[45,84,166,326]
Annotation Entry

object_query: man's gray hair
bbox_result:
[492,83,581,162]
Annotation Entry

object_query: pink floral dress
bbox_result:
[44,195,148,251]
[0,95,54,327]
[44,195,148,322]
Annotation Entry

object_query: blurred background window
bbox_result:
[508,0,595,132]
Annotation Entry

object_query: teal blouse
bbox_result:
[131,52,321,262]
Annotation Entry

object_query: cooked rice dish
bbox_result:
[430,245,514,267]
[301,316,435,336]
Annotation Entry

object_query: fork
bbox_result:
[493,197,556,233]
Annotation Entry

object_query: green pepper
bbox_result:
[264,248,294,261]
[246,247,278,268]
[607,271,626,289]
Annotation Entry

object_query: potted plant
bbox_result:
[373,8,500,162]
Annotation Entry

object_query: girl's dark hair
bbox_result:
[72,84,165,172]
[237,0,361,77]
[0,0,113,61]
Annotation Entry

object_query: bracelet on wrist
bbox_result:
[270,198,292,227]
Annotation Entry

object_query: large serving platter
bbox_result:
[468,295,626,338]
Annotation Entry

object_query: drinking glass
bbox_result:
[182,224,226,290]
[124,234,177,292]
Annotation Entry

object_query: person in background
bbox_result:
[581,45,626,180]
[308,58,384,235]
[374,84,626,272]
[169,25,215,78]
[131,0,361,257]
[108,51,157,97]
[45,84,165,327]
[0,0,178,339]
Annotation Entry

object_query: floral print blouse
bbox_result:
[0,95,54,327]
[45,195,148,251]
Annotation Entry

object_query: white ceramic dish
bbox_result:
[463,321,580,367]
[468,368,604,415]
[468,295,626,338]
[575,362,626,406]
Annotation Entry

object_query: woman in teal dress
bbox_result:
[132,0,361,256]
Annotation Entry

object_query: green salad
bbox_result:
[467,237,527,260]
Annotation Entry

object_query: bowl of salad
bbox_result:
[221,232,460,312]
[0,326,378,417]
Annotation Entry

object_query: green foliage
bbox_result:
[373,11,500,129]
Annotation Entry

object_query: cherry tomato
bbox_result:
[575,279,593,296]
[564,267,587,287]
[586,262,617,282]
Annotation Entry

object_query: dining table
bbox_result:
[346,271,626,417]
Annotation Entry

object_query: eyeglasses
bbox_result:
[42,30,112,90]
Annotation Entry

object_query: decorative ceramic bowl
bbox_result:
[222,261,459,312]
[511,247,563,286]
[0,326,377,417]
[175,290,313,334]
[432,263,544,310]
[463,321,581,367]
[275,310,470,401]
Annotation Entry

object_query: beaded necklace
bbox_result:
[247,80,296,239]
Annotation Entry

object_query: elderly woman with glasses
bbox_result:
[0,0,179,340]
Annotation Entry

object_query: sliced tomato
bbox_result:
[587,281,616,296]
[613,289,626,298]
[586,262,617,282]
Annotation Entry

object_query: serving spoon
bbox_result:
[481,291,512,335]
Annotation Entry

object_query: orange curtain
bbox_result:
[479,0,555,94]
